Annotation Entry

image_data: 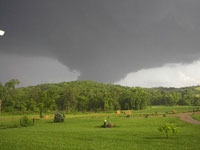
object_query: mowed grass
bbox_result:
[131,105,198,114]
[191,114,200,121]
[0,106,200,150]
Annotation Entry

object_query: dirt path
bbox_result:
[171,112,200,125]
[138,112,200,125]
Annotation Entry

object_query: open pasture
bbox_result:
[0,106,200,150]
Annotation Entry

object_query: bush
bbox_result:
[144,114,149,118]
[163,114,166,117]
[20,116,33,127]
[158,123,178,138]
[54,112,64,122]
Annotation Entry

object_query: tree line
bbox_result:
[0,79,200,115]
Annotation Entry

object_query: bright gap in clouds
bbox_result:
[0,53,80,87]
[0,30,5,36]
[116,59,200,88]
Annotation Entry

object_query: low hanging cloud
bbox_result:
[0,53,80,87]
[116,60,200,88]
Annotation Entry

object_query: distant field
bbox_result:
[0,106,200,150]
[130,105,198,114]
[192,114,200,121]
[195,87,200,91]
[0,106,197,121]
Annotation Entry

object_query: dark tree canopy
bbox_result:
[1,79,200,114]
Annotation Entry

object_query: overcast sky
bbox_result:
[1,0,200,87]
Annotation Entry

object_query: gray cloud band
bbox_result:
[1,0,200,84]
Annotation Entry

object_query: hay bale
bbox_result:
[172,110,177,114]
[44,115,49,119]
[116,110,121,114]
[125,110,132,115]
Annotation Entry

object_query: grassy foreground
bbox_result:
[0,106,200,150]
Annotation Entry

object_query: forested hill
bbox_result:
[0,79,200,114]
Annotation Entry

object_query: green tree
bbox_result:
[77,96,89,112]
[4,79,20,89]
[158,123,178,138]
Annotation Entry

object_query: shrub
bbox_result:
[20,116,33,127]
[158,123,178,138]
[144,114,149,118]
[163,114,166,117]
[54,112,64,122]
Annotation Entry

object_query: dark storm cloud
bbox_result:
[1,0,200,83]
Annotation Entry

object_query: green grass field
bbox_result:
[0,106,200,150]
[191,113,200,121]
